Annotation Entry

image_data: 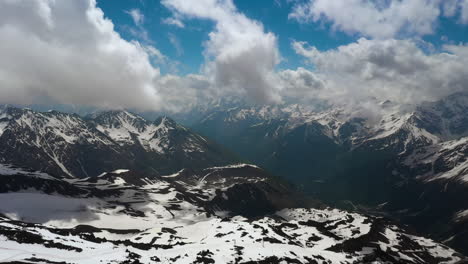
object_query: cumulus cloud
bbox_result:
[291,38,468,106]
[289,0,468,38]
[278,67,325,100]
[162,0,282,103]
[0,0,165,111]
[155,74,219,112]
[2,0,466,115]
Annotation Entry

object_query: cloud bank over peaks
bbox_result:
[291,38,468,107]
[277,67,325,102]
[159,0,468,112]
[162,0,282,104]
[0,0,162,111]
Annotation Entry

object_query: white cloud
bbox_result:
[162,17,185,28]
[124,8,152,44]
[462,0,468,23]
[143,45,167,65]
[289,0,468,39]
[2,0,466,115]
[126,8,144,26]
[278,67,325,100]
[443,0,468,23]
[0,0,162,111]
[162,0,282,103]
[155,74,219,112]
[123,24,152,43]
[168,33,183,56]
[291,38,468,106]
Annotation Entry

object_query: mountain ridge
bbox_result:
[0,106,238,178]
[191,92,468,254]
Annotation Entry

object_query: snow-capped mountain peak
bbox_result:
[93,110,171,153]
[0,106,237,178]
[93,111,207,154]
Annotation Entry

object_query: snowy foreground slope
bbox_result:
[0,164,464,264]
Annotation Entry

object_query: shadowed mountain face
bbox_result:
[0,163,464,264]
[192,92,468,254]
[0,106,237,178]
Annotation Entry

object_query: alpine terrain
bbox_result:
[2,0,468,263]
[0,106,236,178]
[193,91,468,255]
[0,107,465,263]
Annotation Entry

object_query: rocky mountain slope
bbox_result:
[192,92,468,254]
[0,163,464,264]
[384,135,468,256]
[0,106,236,178]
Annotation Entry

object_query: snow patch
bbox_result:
[111,169,129,174]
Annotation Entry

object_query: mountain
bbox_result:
[383,136,468,255]
[90,110,238,175]
[192,91,468,254]
[0,106,237,178]
[0,163,464,264]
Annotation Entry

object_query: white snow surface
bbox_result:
[0,164,55,180]
[404,136,468,184]
[0,165,463,264]
[94,111,207,154]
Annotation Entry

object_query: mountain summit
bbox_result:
[0,107,236,178]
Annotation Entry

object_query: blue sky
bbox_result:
[96,0,468,75]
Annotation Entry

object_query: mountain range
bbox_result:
[0,106,466,263]
[0,106,236,178]
[192,91,468,255]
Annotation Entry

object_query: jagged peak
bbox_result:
[0,105,83,121]
[91,110,153,137]
[154,115,177,128]
[90,109,146,123]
